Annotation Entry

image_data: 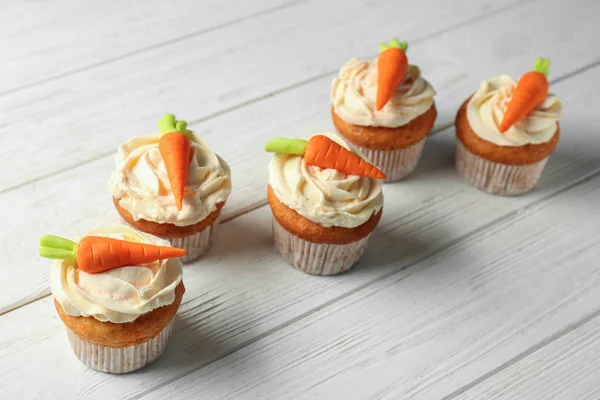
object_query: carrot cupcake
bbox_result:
[110,114,232,262]
[265,132,384,276]
[455,58,562,195]
[331,39,437,182]
[40,224,185,373]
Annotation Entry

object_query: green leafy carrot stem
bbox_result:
[378,38,408,53]
[39,235,77,260]
[264,137,308,155]
[533,58,550,77]
[158,113,189,136]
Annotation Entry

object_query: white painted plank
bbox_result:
[0,0,560,193]
[454,315,600,400]
[1,144,598,400]
[140,173,600,400]
[0,65,598,397]
[0,1,597,397]
[0,0,295,93]
[0,27,598,315]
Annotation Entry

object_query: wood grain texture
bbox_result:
[454,315,600,400]
[0,0,599,398]
[0,0,296,94]
[2,142,598,400]
[0,74,599,396]
[0,0,538,193]
[0,0,536,312]
[139,174,600,400]
[2,45,599,316]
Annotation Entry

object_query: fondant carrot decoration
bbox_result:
[498,58,550,133]
[265,135,386,179]
[158,114,193,211]
[376,38,409,111]
[39,235,186,274]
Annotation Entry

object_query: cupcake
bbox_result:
[40,224,185,373]
[331,39,437,182]
[110,114,232,262]
[455,58,562,195]
[265,132,384,276]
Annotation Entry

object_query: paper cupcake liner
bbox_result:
[165,217,220,263]
[118,216,219,263]
[353,137,426,183]
[456,140,549,196]
[65,321,174,374]
[272,218,370,276]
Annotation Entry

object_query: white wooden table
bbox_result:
[1,0,599,398]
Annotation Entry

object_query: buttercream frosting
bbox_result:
[50,224,183,323]
[268,132,383,228]
[109,132,231,226]
[467,75,562,146]
[331,58,436,128]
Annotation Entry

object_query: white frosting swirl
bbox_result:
[467,75,562,146]
[331,58,436,127]
[109,132,231,226]
[50,224,184,323]
[268,132,383,228]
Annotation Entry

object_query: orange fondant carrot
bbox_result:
[39,234,186,274]
[265,135,386,179]
[376,38,409,111]
[498,58,550,133]
[158,114,193,211]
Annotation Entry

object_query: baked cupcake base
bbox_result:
[113,198,223,263]
[332,104,437,182]
[455,99,559,196]
[56,282,184,373]
[353,138,426,182]
[456,140,549,195]
[168,220,219,263]
[273,218,370,275]
[65,321,173,374]
[268,186,381,275]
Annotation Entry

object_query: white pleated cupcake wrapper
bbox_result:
[272,218,370,276]
[65,321,173,374]
[119,216,220,263]
[456,140,549,196]
[165,217,220,263]
[353,137,426,183]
